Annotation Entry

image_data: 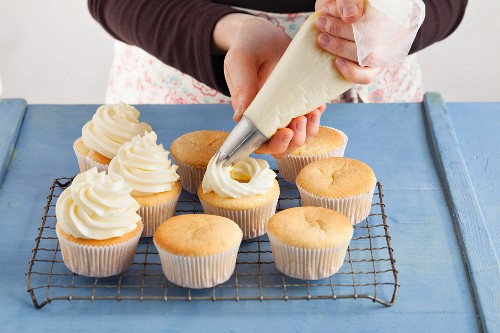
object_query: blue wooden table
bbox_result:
[0,93,498,332]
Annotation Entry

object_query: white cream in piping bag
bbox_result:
[108,131,180,196]
[242,12,353,138]
[56,168,141,240]
[202,155,276,199]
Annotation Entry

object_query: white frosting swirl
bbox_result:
[56,168,141,240]
[108,131,180,196]
[82,103,152,159]
[202,155,276,198]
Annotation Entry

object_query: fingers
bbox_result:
[335,57,383,85]
[316,15,354,41]
[274,116,307,158]
[318,33,358,62]
[336,0,364,24]
[223,48,259,122]
[305,109,322,138]
[255,128,294,155]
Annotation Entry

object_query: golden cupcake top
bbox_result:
[267,207,353,248]
[169,130,229,167]
[296,157,376,198]
[290,126,346,156]
[154,214,242,256]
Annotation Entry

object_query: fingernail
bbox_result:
[282,135,293,143]
[322,5,329,14]
[319,34,330,46]
[342,5,359,18]
[317,17,326,30]
[336,58,346,69]
[296,121,306,132]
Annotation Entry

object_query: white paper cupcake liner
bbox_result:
[137,191,181,238]
[73,140,108,173]
[297,181,376,225]
[199,197,279,240]
[276,128,348,183]
[268,234,351,280]
[172,158,206,194]
[56,223,143,277]
[154,242,240,289]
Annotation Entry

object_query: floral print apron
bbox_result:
[105,9,424,105]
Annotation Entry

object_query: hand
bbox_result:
[314,0,384,84]
[214,14,325,158]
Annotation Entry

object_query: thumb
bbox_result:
[223,49,259,122]
[336,0,364,24]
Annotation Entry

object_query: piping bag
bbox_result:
[216,1,425,167]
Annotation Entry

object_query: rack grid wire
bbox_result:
[26,173,399,309]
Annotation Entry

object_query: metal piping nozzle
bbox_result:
[216,116,268,167]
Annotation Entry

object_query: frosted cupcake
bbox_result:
[276,126,347,183]
[55,168,143,277]
[74,103,152,172]
[296,157,377,224]
[198,155,280,239]
[154,214,242,288]
[108,131,181,237]
[268,207,353,280]
[169,130,228,194]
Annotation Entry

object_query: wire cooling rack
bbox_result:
[26,173,398,309]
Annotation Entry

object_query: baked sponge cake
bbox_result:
[55,168,143,277]
[108,131,181,237]
[154,214,242,288]
[199,155,279,239]
[267,207,353,280]
[74,103,152,173]
[276,126,347,183]
[296,157,376,224]
[170,130,228,194]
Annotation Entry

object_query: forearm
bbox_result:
[88,0,248,94]
[410,0,468,53]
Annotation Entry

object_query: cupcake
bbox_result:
[276,126,347,183]
[296,157,376,224]
[154,214,242,288]
[198,154,280,239]
[108,131,181,237]
[169,130,228,194]
[268,207,353,280]
[74,103,152,172]
[55,168,143,277]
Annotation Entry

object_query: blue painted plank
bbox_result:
[0,99,27,188]
[0,103,482,332]
[423,93,500,333]
[447,102,500,267]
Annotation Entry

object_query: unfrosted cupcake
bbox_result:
[169,130,228,194]
[198,155,280,239]
[74,103,152,172]
[154,214,242,289]
[296,157,377,224]
[108,131,181,237]
[268,207,353,280]
[55,168,143,277]
[276,126,347,183]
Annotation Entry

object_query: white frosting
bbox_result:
[202,155,276,198]
[82,103,152,159]
[56,168,141,240]
[108,131,180,196]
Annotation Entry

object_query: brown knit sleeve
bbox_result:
[410,0,468,53]
[88,0,248,95]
